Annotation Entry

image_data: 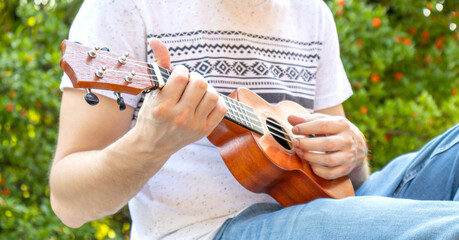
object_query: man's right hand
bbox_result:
[133,42,227,159]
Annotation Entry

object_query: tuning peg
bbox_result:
[142,88,153,94]
[124,70,136,83]
[118,52,129,65]
[88,46,100,58]
[114,92,126,111]
[95,65,107,78]
[100,47,110,52]
[84,89,99,106]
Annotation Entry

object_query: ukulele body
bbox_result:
[208,88,355,207]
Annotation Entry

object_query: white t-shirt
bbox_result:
[61,0,352,239]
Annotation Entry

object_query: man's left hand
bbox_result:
[288,114,366,180]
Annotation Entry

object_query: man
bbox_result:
[50,0,459,239]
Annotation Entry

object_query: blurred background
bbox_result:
[0,0,457,239]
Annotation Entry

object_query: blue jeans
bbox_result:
[214,124,459,239]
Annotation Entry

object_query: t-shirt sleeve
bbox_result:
[313,1,353,111]
[60,0,147,108]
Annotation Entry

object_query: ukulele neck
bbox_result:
[219,93,264,135]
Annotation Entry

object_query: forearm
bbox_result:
[49,128,167,228]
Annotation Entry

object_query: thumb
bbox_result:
[149,38,171,70]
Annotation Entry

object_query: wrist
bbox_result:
[107,126,169,171]
[352,130,368,172]
[360,131,368,163]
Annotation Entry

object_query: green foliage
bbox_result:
[0,0,129,239]
[0,0,457,239]
[325,0,459,169]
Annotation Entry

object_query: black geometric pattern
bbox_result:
[148,43,320,63]
[147,30,322,47]
[145,30,322,110]
[179,59,316,83]
[194,60,212,75]
[252,62,269,75]
[215,60,231,74]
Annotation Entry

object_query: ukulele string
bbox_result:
[264,118,293,143]
[104,69,157,80]
[95,53,292,138]
[96,52,168,82]
[223,96,292,137]
[221,95,292,138]
[267,127,293,143]
[218,96,270,131]
[97,53,172,78]
[97,53,159,72]
[224,97,292,140]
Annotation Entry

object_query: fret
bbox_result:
[221,95,264,135]
[233,101,244,124]
[235,101,250,128]
[238,101,253,129]
[226,98,239,122]
[226,105,236,120]
[161,68,171,81]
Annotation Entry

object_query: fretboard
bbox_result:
[218,93,264,135]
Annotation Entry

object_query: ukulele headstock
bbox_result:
[60,40,164,110]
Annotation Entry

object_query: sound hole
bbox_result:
[266,118,292,150]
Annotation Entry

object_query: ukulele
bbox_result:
[60,39,355,207]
